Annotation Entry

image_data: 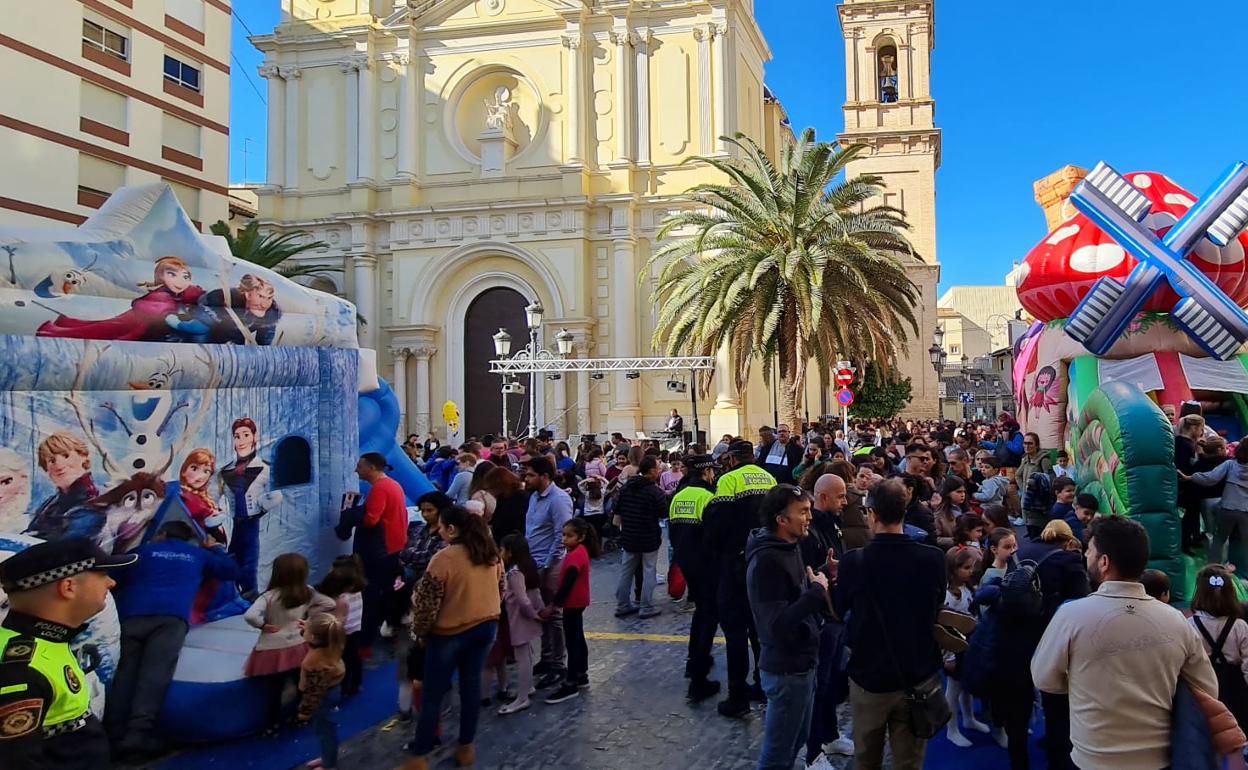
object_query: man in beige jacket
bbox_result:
[1032,516,1216,770]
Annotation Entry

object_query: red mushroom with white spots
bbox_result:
[1017,171,1248,322]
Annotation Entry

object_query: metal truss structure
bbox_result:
[489,355,716,374]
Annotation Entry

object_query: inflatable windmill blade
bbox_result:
[1066,161,1248,360]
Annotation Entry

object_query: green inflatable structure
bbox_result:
[1071,381,1186,601]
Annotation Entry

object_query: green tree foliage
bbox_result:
[851,364,913,420]
[209,220,334,280]
[646,129,920,428]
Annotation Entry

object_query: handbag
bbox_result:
[863,554,951,739]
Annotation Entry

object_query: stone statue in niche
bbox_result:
[879,53,897,78]
[484,86,514,133]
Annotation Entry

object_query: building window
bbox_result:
[164,55,201,92]
[78,154,125,208]
[83,19,128,61]
[950,344,961,355]
[162,112,200,157]
[80,81,128,141]
[165,0,205,32]
[877,43,899,103]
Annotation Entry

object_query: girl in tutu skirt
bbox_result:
[244,553,336,734]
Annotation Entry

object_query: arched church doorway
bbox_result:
[464,287,530,439]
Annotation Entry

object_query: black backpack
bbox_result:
[1193,616,1248,729]
[1022,472,1055,515]
[998,550,1060,618]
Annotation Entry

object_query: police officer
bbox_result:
[667,454,719,702]
[0,538,137,769]
[702,440,775,718]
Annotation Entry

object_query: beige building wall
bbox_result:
[0,0,230,229]
[938,284,1024,352]
[838,0,942,418]
[257,0,796,442]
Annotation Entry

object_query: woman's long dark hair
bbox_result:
[439,504,499,566]
[500,534,541,590]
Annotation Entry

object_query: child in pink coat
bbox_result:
[497,534,545,714]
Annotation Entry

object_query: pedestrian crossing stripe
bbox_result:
[585,632,725,644]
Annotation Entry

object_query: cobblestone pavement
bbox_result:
[119,545,854,770]
[333,548,853,770]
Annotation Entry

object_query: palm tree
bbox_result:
[647,129,920,429]
[209,220,335,281]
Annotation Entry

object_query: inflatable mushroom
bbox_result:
[1017,171,1248,323]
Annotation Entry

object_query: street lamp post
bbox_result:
[491,303,574,439]
[929,326,947,419]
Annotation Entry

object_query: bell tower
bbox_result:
[838,0,942,416]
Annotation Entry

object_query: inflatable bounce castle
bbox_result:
[0,184,432,739]
[1013,162,1248,601]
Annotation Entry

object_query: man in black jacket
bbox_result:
[833,478,945,770]
[613,456,667,619]
[803,473,855,762]
[746,485,832,770]
[758,424,805,484]
[704,440,776,717]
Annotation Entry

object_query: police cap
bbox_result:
[684,454,716,470]
[0,538,137,593]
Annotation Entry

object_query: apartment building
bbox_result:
[0,0,230,230]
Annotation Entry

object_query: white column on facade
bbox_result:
[611,30,634,163]
[576,343,591,436]
[712,22,728,153]
[560,33,583,164]
[390,346,410,438]
[612,237,640,410]
[395,52,415,178]
[259,64,285,188]
[356,54,375,182]
[278,66,301,188]
[413,347,434,438]
[635,29,652,165]
[341,59,360,181]
[713,343,740,410]
[694,25,713,154]
[353,255,378,349]
[553,372,568,438]
[842,28,858,104]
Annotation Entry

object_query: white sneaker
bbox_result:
[806,752,835,770]
[947,727,972,748]
[965,717,991,734]
[992,727,1008,748]
[380,622,395,638]
[497,698,530,715]
[823,737,855,756]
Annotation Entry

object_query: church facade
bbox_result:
[254,0,940,440]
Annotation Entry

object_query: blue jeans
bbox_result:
[615,550,658,613]
[410,621,498,756]
[312,685,341,768]
[757,668,817,770]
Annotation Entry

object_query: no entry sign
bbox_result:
[835,368,854,386]
[837,387,854,407]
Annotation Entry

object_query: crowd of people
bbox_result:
[7,409,1248,769]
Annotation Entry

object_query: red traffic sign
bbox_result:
[836,387,854,407]
[834,368,855,386]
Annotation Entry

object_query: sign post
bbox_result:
[836,387,855,436]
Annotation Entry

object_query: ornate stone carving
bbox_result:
[411,346,437,361]
[483,86,515,132]
[258,63,281,79]
[560,33,581,50]
[277,65,301,80]
[609,30,631,47]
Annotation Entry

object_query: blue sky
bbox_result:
[229,1,1248,291]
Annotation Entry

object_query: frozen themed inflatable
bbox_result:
[0,184,432,739]
[1012,162,1248,601]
